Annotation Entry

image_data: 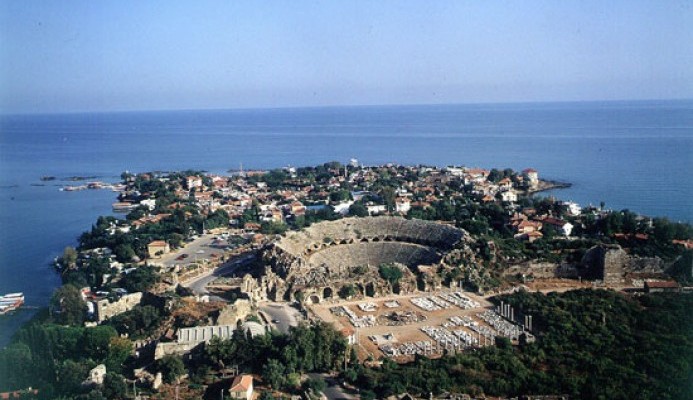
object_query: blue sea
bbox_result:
[1,99,692,345]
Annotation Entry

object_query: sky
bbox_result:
[1,0,692,114]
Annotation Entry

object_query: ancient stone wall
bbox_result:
[582,245,663,284]
[94,292,143,322]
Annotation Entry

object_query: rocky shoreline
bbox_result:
[526,179,572,195]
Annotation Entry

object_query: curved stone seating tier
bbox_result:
[277,216,463,257]
[307,242,440,270]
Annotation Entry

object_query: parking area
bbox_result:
[152,233,235,271]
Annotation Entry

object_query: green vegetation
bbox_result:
[338,284,358,299]
[120,265,160,293]
[0,318,133,398]
[105,304,163,339]
[378,264,403,288]
[191,322,347,393]
[156,354,186,384]
[348,202,369,217]
[344,290,693,399]
[50,284,87,326]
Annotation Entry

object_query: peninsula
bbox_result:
[1,162,691,400]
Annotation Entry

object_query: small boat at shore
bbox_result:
[112,202,138,212]
[60,185,88,191]
[0,292,25,315]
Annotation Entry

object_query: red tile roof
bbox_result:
[230,375,253,391]
[645,281,680,289]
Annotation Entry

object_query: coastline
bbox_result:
[526,179,572,195]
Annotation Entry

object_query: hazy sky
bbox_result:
[1,1,692,113]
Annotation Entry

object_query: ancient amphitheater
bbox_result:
[261,216,464,303]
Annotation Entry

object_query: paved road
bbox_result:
[307,373,356,400]
[182,253,256,295]
[258,302,302,334]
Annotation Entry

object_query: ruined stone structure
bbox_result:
[215,299,252,326]
[263,216,464,302]
[92,292,143,323]
[582,245,663,284]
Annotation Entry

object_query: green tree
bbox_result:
[156,355,185,384]
[378,264,403,287]
[380,187,396,212]
[101,373,127,399]
[339,284,357,299]
[51,284,87,326]
[303,376,327,393]
[113,243,136,263]
[60,246,78,269]
[106,336,133,374]
[348,202,369,217]
[262,358,285,389]
[258,392,277,400]
[120,265,160,292]
[330,189,351,203]
[82,325,118,360]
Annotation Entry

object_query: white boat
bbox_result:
[0,292,24,315]
[112,202,138,212]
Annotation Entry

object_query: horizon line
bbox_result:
[2,97,692,117]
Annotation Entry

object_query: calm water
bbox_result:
[1,100,691,345]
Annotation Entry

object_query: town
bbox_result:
[2,161,691,400]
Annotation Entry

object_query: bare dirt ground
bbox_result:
[523,278,593,292]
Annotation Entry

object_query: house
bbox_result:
[139,198,156,210]
[244,222,262,232]
[498,177,512,191]
[481,194,495,203]
[522,168,539,188]
[513,219,542,235]
[271,208,284,222]
[560,201,582,216]
[147,240,170,258]
[229,375,253,400]
[500,190,518,203]
[524,231,544,242]
[644,280,680,293]
[539,217,573,236]
[672,239,693,249]
[186,176,203,190]
[367,204,387,215]
[341,326,357,345]
[289,201,306,216]
[395,197,411,214]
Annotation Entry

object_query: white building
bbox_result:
[186,176,203,189]
[395,197,412,214]
[500,190,518,203]
[367,204,387,215]
[561,201,582,216]
[522,168,539,188]
[140,198,156,211]
[229,375,253,400]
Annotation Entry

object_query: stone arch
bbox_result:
[365,282,376,297]
[356,283,366,296]
[308,294,321,304]
[323,287,334,299]
[360,238,369,243]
